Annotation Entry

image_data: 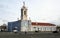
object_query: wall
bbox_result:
[31,25,56,31]
[8,20,21,32]
[21,20,31,32]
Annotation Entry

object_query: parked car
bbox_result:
[53,31,58,33]
[13,30,18,33]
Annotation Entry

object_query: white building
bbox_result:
[31,22,56,31]
[20,2,57,32]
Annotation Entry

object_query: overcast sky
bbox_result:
[0,0,60,25]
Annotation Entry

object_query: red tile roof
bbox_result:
[32,22,56,26]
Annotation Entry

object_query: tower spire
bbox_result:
[23,2,25,6]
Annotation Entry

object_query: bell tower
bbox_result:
[21,2,31,32]
[21,2,27,20]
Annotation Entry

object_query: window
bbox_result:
[33,27,36,31]
[24,11,26,15]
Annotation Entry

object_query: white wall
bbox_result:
[31,25,56,31]
[21,27,28,32]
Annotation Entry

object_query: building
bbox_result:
[8,20,21,32]
[8,2,57,32]
[31,22,56,31]
[0,24,7,32]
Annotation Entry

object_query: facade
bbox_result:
[21,20,31,32]
[8,20,21,32]
[8,2,57,32]
[31,22,56,31]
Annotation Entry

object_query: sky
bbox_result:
[0,0,60,25]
